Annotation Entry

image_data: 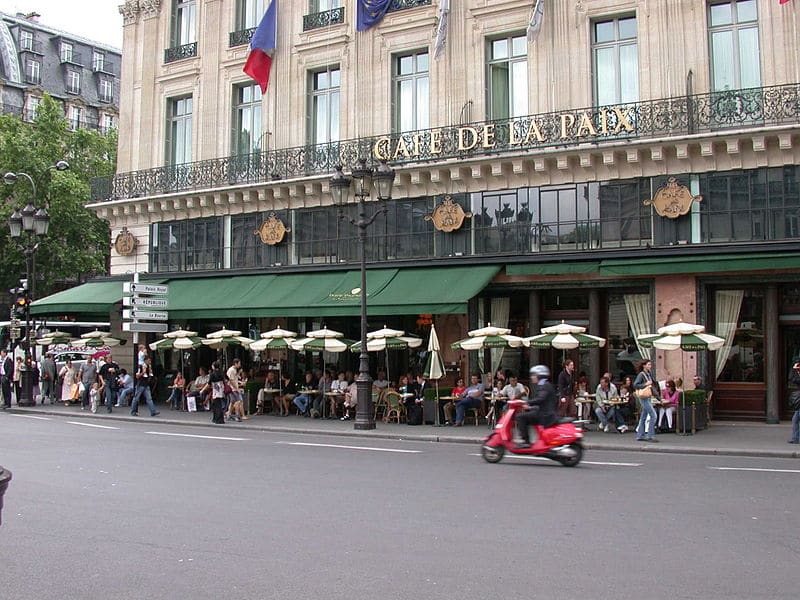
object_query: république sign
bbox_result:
[372,106,636,161]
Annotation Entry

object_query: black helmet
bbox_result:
[529,364,550,378]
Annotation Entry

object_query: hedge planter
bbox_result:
[676,399,708,434]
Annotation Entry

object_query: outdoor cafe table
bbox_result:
[324,391,344,419]
[575,394,596,422]
[261,388,282,415]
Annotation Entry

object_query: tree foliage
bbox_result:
[0,95,116,299]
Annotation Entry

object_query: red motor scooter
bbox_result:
[481,399,584,467]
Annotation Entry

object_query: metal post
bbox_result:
[19,251,34,406]
[354,194,375,430]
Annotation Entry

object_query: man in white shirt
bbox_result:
[594,376,627,433]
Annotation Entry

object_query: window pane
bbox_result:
[399,55,413,75]
[492,38,508,60]
[329,91,340,142]
[711,30,734,90]
[737,0,757,23]
[490,63,510,120]
[737,27,761,88]
[618,17,637,39]
[416,76,429,129]
[595,47,616,105]
[511,60,528,118]
[314,95,328,143]
[619,44,639,102]
[330,68,340,87]
[710,2,733,27]
[315,71,328,89]
[511,36,526,57]
[417,52,429,72]
[594,20,614,43]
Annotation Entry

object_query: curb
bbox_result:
[5,407,799,460]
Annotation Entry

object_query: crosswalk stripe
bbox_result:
[8,414,51,420]
[708,466,800,474]
[145,431,249,441]
[277,441,422,454]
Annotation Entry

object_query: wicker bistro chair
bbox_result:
[383,390,405,424]
[372,388,387,420]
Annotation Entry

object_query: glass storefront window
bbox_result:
[716,290,764,382]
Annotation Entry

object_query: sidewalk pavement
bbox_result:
[4,402,798,459]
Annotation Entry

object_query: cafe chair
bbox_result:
[383,390,405,424]
[706,390,714,425]
[372,389,387,420]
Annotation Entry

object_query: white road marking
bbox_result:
[146,431,249,441]
[708,466,800,474]
[8,414,51,420]
[66,421,120,430]
[277,441,422,454]
[469,453,641,466]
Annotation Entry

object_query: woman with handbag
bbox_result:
[59,359,77,405]
[634,360,659,442]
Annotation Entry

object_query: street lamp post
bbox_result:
[4,161,69,406]
[330,159,395,430]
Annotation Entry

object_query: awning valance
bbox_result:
[30,281,125,317]
[599,251,800,276]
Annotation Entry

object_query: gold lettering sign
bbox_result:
[254,213,290,245]
[644,178,703,219]
[113,227,138,256]
[424,196,473,233]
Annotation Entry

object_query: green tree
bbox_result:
[0,95,116,300]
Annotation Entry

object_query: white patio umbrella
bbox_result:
[150,329,203,376]
[423,323,446,426]
[71,330,122,349]
[292,328,354,418]
[524,321,607,350]
[349,326,423,383]
[450,324,525,351]
[250,328,297,395]
[35,330,72,346]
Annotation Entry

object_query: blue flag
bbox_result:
[357,0,393,31]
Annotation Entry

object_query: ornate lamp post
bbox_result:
[330,159,396,430]
[4,160,69,406]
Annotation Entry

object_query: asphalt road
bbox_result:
[0,413,798,600]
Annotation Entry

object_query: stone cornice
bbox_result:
[119,0,139,26]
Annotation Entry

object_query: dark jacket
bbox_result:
[406,380,426,406]
[557,369,574,399]
[527,380,558,427]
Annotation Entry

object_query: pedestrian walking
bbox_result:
[0,350,12,408]
[40,352,57,404]
[203,361,226,424]
[98,354,119,413]
[557,359,576,418]
[59,359,78,405]
[78,357,98,410]
[130,356,159,417]
[788,362,800,444]
[634,360,660,442]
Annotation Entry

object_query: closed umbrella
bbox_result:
[524,321,607,350]
[423,323,446,426]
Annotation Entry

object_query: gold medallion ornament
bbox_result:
[113,227,139,256]
[644,177,703,219]
[254,213,290,245]
[424,196,473,233]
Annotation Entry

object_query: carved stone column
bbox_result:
[765,285,780,424]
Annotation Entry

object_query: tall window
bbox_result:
[60,41,73,62]
[19,30,32,50]
[233,83,263,155]
[92,51,105,72]
[487,35,528,121]
[708,0,760,91]
[69,106,82,131]
[592,16,639,106]
[151,218,223,272]
[311,0,343,11]
[101,114,115,132]
[392,51,429,133]
[25,59,40,83]
[173,0,197,46]
[166,96,193,165]
[236,0,264,30]
[309,66,340,145]
[24,96,41,122]
[67,70,81,94]
[99,79,113,102]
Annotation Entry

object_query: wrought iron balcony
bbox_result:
[164,42,198,64]
[90,83,800,202]
[303,7,345,31]
[387,0,432,12]
[229,27,256,48]
[18,40,44,54]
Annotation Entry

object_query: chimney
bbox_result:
[23,12,40,23]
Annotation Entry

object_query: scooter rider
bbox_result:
[516,365,558,448]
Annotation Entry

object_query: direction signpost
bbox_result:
[122,275,169,343]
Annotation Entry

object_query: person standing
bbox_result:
[39,352,57,404]
[557,359,576,418]
[59,358,77,405]
[203,361,226,424]
[788,362,800,444]
[13,356,23,404]
[78,356,98,410]
[0,350,12,408]
[98,353,119,413]
[130,356,159,417]
[634,360,659,442]
[225,359,242,420]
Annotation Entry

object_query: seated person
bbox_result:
[116,368,135,407]
[516,365,558,448]
[490,372,526,421]
[341,380,359,420]
[443,377,467,425]
[404,374,426,425]
[372,370,389,401]
[279,373,296,416]
[256,371,279,415]
[658,379,679,432]
[329,371,349,418]
[167,371,186,410]
[692,375,708,392]
[453,373,485,427]
[293,372,317,416]
[594,376,627,433]
[185,367,210,411]
[312,371,332,418]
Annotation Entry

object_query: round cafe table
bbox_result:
[324,391,344,419]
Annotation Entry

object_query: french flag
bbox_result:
[243,0,277,93]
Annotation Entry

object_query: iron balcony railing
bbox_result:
[90,83,800,202]
[164,42,198,64]
[303,7,345,31]
[229,27,256,47]
[387,0,432,12]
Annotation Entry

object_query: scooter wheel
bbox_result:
[559,443,583,467]
[481,444,505,463]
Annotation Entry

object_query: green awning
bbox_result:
[30,281,124,317]
[506,261,600,276]
[166,265,500,320]
[599,252,800,276]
